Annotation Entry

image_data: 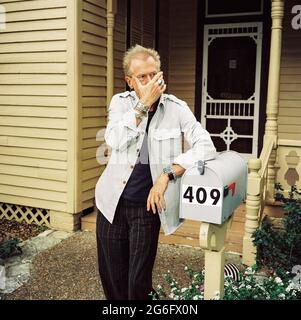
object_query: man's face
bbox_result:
[125,55,160,89]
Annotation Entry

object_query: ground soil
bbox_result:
[0,219,43,245]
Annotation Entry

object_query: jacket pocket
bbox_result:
[153,128,181,140]
[152,128,182,161]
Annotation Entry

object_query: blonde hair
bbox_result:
[123,44,161,76]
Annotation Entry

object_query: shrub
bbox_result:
[153,267,205,300]
[252,184,301,272]
[0,238,22,260]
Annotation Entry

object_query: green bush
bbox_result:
[0,239,22,260]
[252,184,301,272]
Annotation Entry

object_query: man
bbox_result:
[95,45,216,300]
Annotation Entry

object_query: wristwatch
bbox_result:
[163,165,177,182]
[135,101,149,114]
[134,108,145,120]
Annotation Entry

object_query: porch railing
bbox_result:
[242,136,275,266]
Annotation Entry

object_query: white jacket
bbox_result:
[95,91,216,235]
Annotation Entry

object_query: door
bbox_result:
[201,22,262,159]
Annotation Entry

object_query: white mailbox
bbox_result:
[180,151,247,224]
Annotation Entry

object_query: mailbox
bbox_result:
[180,151,247,224]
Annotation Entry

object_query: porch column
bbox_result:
[107,0,117,105]
[242,159,262,266]
[264,0,285,201]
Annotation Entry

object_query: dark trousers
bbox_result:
[96,198,161,300]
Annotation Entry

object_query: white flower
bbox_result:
[157,285,162,289]
[184,266,188,271]
[246,285,252,290]
[181,287,188,292]
[169,293,174,299]
[244,267,255,275]
[278,293,286,299]
[275,277,283,285]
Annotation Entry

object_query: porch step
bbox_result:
[81,211,97,232]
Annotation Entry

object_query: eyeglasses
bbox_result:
[128,72,158,82]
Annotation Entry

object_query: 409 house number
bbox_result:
[181,185,222,207]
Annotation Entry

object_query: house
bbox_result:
[0,0,300,265]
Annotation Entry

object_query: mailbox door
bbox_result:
[222,164,247,221]
[180,167,224,224]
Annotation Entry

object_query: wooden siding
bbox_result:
[129,0,156,48]
[168,0,197,113]
[158,0,170,86]
[0,0,68,211]
[81,0,107,210]
[114,0,127,94]
[279,0,301,141]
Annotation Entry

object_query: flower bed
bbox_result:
[152,265,301,300]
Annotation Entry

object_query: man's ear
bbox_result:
[125,76,133,89]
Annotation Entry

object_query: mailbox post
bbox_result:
[180,151,247,299]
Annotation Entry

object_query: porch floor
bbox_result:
[158,204,246,254]
[81,204,284,255]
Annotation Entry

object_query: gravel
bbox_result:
[2,231,243,300]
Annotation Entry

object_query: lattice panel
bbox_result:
[0,202,50,227]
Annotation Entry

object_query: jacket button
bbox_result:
[123,180,126,184]
[136,149,140,153]
[130,165,134,169]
